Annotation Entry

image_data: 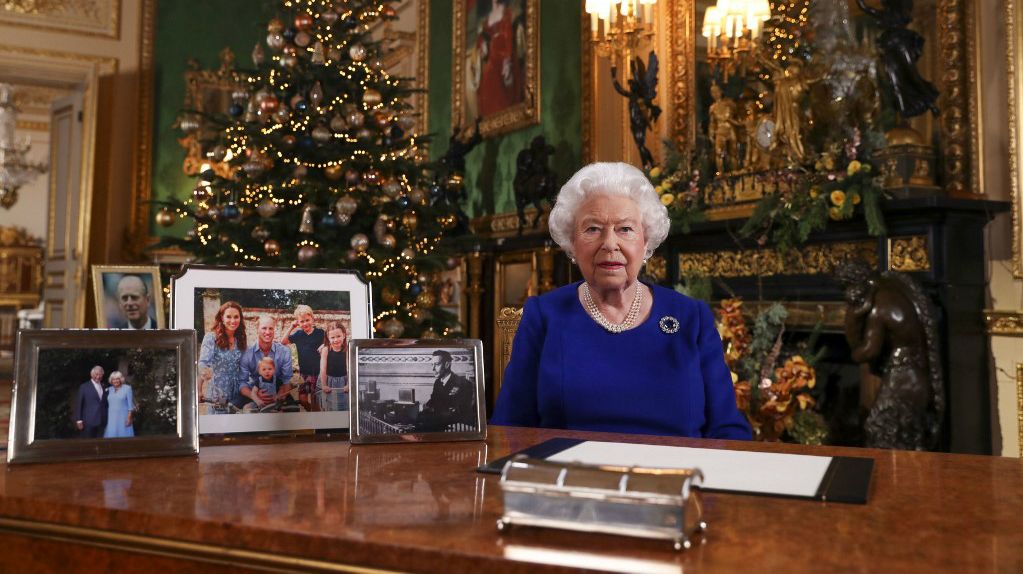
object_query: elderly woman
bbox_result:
[103,371,135,438]
[198,301,248,414]
[491,162,751,439]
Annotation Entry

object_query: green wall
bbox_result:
[428,0,582,218]
[150,0,269,238]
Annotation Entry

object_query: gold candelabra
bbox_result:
[585,0,657,59]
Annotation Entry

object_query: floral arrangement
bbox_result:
[716,298,828,445]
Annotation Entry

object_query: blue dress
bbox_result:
[103,384,135,438]
[491,282,752,440]
[199,331,246,407]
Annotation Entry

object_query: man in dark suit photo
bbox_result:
[109,274,157,329]
[417,350,477,432]
[74,365,108,438]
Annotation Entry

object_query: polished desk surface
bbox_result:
[0,426,1021,573]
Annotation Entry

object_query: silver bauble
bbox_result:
[311,125,332,143]
[274,106,291,123]
[381,234,397,248]
[349,43,366,62]
[401,247,415,259]
[251,225,271,240]
[257,198,279,218]
[330,114,347,132]
[321,10,339,25]
[297,244,319,262]
[309,82,324,107]
[294,31,312,48]
[335,212,352,225]
[350,233,369,252]
[266,33,284,51]
[346,110,365,127]
[335,194,358,215]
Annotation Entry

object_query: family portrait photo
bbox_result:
[350,340,486,444]
[171,266,371,434]
[8,330,198,465]
[92,266,165,329]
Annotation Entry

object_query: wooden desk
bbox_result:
[0,426,1020,573]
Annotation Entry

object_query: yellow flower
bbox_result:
[809,186,821,199]
[828,206,842,220]
[649,167,662,179]
[846,160,862,176]
[830,190,846,206]
[851,192,862,205]
[823,156,836,170]
[660,193,675,206]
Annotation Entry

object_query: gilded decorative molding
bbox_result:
[470,209,548,239]
[15,120,47,132]
[887,235,931,272]
[128,0,156,259]
[984,310,1023,336]
[678,241,878,278]
[669,0,694,151]
[414,0,429,136]
[0,0,119,39]
[1016,363,1022,458]
[580,6,594,164]
[451,0,540,138]
[1009,0,1023,277]
[12,84,69,115]
[938,0,978,197]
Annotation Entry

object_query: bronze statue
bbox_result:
[836,261,944,450]
[855,0,940,118]
[707,83,739,175]
[439,118,482,175]
[611,51,661,169]
[431,119,482,232]
[759,58,819,164]
[513,135,557,232]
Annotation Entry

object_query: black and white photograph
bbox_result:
[350,339,486,444]
[8,330,198,464]
[91,265,166,329]
[171,265,371,434]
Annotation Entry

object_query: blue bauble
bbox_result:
[396,196,410,209]
[229,103,244,117]
[299,136,315,150]
[295,100,308,112]
[221,203,241,220]
[283,27,297,41]
[408,283,423,297]
[320,213,338,228]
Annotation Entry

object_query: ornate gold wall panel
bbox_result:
[678,241,878,278]
[985,310,1023,337]
[127,0,155,259]
[0,0,120,38]
[1009,0,1023,277]
[888,236,931,272]
[939,0,981,197]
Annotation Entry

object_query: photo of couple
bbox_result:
[32,347,179,441]
[195,288,352,418]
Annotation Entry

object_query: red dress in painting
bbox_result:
[476,4,522,117]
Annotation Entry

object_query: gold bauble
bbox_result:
[401,211,419,230]
[381,286,400,305]
[264,239,281,256]
[379,317,404,338]
[362,88,382,106]
[155,207,176,227]
[324,164,344,181]
[416,290,436,308]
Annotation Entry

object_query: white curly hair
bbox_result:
[548,162,669,259]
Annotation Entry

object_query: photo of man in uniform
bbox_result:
[417,350,477,432]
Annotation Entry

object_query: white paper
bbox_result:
[548,441,833,498]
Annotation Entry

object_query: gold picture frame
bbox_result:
[452,0,540,138]
[1009,0,1023,277]
[91,265,165,329]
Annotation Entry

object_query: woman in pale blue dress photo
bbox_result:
[198,301,248,414]
[103,371,135,438]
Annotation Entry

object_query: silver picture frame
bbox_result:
[350,339,487,444]
[8,329,198,464]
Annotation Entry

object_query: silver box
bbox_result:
[496,455,706,550]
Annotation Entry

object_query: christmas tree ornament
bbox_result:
[293,165,309,181]
[244,100,259,123]
[395,196,410,209]
[389,124,404,140]
[379,318,404,338]
[335,194,358,215]
[408,282,423,297]
[267,18,284,33]
[294,12,314,31]
[255,88,271,103]
[356,128,373,141]
[381,234,396,248]
[401,247,416,259]
[407,187,426,204]
[335,212,352,225]
[264,239,281,256]
[309,82,324,107]
[364,168,380,184]
[419,328,439,340]
[320,211,339,228]
[346,110,365,127]
[297,243,319,262]
[329,113,347,132]
[257,197,279,218]
[312,125,332,143]
[251,225,271,240]
[243,160,265,177]
[410,307,430,323]
[344,169,361,184]
[294,31,312,48]
[350,233,370,252]
[321,10,339,25]
[208,145,228,162]
[221,202,241,221]
[155,207,176,227]
[280,134,296,148]
[373,110,391,128]
[229,102,244,117]
[381,286,400,305]
[206,205,221,221]
[281,54,299,68]
[192,184,212,201]
[382,179,402,196]
[311,41,326,65]
[345,248,359,261]
[282,27,297,41]
[416,290,436,308]
[299,204,316,234]
[323,164,343,180]
[349,43,367,62]
[252,42,266,66]
[362,88,382,106]
[401,211,418,230]
[267,33,285,51]
[328,47,342,62]
[260,95,279,114]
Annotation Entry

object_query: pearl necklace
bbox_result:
[582,282,643,334]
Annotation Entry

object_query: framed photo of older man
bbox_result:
[171,265,372,435]
[349,339,486,444]
[7,329,198,464]
[91,265,165,329]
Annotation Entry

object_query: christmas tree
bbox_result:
[155,0,460,339]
